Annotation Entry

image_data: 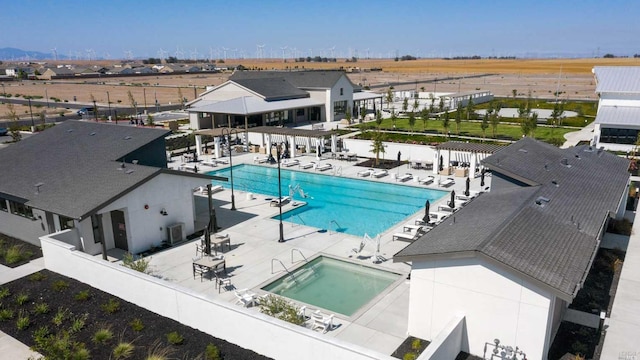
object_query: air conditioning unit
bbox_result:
[167,223,184,244]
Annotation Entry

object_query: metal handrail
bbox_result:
[328,219,342,234]
[291,249,308,264]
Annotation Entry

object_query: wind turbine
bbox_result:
[86,49,93,61]
[257,44,265,59]
[330,46,336,58]
[209,47,214,62]
[280,46,288,61]
[50,47,58,61]
[158,48,167,60]
[222,47,228,61]
[191,49,198,61]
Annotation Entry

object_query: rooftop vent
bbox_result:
[584,146,594,153]
[551,180,559,187]
[34,182,44,194]
[544,164,549,171]
[518,148,528,153]
[123,136,132,140]
[66,129,73,133]
[132,160,139,165]
[535,196,550,206]
[574,153,581,159]
[560,158,571,167]
[125,169,135,174]
[89,132,96,136]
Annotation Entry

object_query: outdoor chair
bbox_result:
[310,311,334,333]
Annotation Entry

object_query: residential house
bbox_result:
[0,121,221,255]
[394,137,630,359]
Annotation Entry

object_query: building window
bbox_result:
[334,100,347,115]
[340,88,344,96]
[0,198,7,212]
[59,215,75,230]
[600,128,639,145]
[9,201,34,219]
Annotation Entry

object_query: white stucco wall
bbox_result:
[0,207,49,246]
[409,256,555,360]
[597,93,640,111]
[96,173,210,254]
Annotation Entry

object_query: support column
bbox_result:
[214,137,221,159]
[433,150,439,175]
[470,153,477,178]
[266,134,272,156]
[195,135,203,157]
[331,134,337,153]
[305,137,311,155]
[289,136,296,159]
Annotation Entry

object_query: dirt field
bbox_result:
[2,57,639,122]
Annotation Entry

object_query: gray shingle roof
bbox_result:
[230,70,351,89]
[594,66,640,94]
[395,137,630,299]
[233,78,309,101]
[0,121,171,219]
[435,141,505,154]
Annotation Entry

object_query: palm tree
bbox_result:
[370,131,386,167]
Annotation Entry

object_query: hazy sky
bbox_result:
[3,0,639,59]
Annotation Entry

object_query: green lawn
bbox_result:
[356,117,575,145]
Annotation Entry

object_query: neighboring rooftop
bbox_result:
[0,121,172,219]
[593,105,640,126]
[593,66,640,94]
[230,70,353,89]
[395,137,630,299]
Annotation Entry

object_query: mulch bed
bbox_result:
[391,336,429,359]
[356,158,408,170]
[569,248,625,315]
[0,269,271,360]
[0,233,42,268]
[548,322,599,360]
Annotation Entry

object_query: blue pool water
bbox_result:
[262,256,401,316]
[207,164,446,237]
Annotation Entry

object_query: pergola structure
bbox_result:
[193,126,338,160]
[434,141,505,178]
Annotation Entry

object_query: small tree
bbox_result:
[528,112,538,138]
[177,87,185,109]
[442,110,450,137]
[512,89,517,98]
[408,112,416,134]
[455,103,463,135]
[390,108,397,128]
[402,97,409,114]
[481,112,489,140]
[345,106,352,124]
[466,97,474,120]
[5,103,21,142]
[375,110,383,129]
[385,88,393,109]
[420,107,429,130]
[360,105,366,121]
[147,114,154,127]
[490,112,500,138]
[438,97,444,112]
[370,131,386,167]
[412,98,419,114]
[127,90,137,117]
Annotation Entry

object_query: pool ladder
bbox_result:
[328,219,342,234]
[271,258,298,284]
[291,214,306,227]
[291,248,308,264]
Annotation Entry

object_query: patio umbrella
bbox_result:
[439,155,444,172]
[423,200,430,223]
[480,168,485,187]
[465,177,470,196]
[449,190,456,209]
[397,151,401,166]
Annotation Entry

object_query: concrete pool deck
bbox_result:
[151,150,490,355]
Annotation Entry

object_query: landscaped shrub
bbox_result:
[0,308,14,321]
[122,252,152,274]
[15,292,30,306]
[4,245,31,265]
[16,310,30,330]
[28,272,47,282]
[92,326,114,344]
[69,313,88,334]
[166,331,184,345]
[101,298,121,314]
[0,287,10,300]
[146,340,176,359]
[258,294,305,325]
[51,307,70,327]
[204,343,221,360]
[33,302,50,315]
[113,341,135,359]
[51,280,69,292]
[129,318,144,332]
[74,289,91,301]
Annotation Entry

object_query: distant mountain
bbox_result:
[0,47,69,61]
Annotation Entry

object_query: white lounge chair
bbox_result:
[357,168,374,177]
[310,311,334,333]
[253,156,269,164]
[201,160,218,167]
[300,162,315,169]
[270,196,291,207]
[315,163,332,171]
[403,224,425,232]
[282,159,300,167]
[215,158,230,165]
[392,231,422,242]
[397,173,413,182]
[439,177,455,187]
[234,289,257,307]
[419,176,435,185]
[372,169,388,178]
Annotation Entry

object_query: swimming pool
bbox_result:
[261,256,401,316]
[207,164,446,237]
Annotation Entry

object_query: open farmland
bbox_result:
[2,57,639,122]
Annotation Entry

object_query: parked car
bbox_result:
[0,128,8,136]
[77,107,95,116]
